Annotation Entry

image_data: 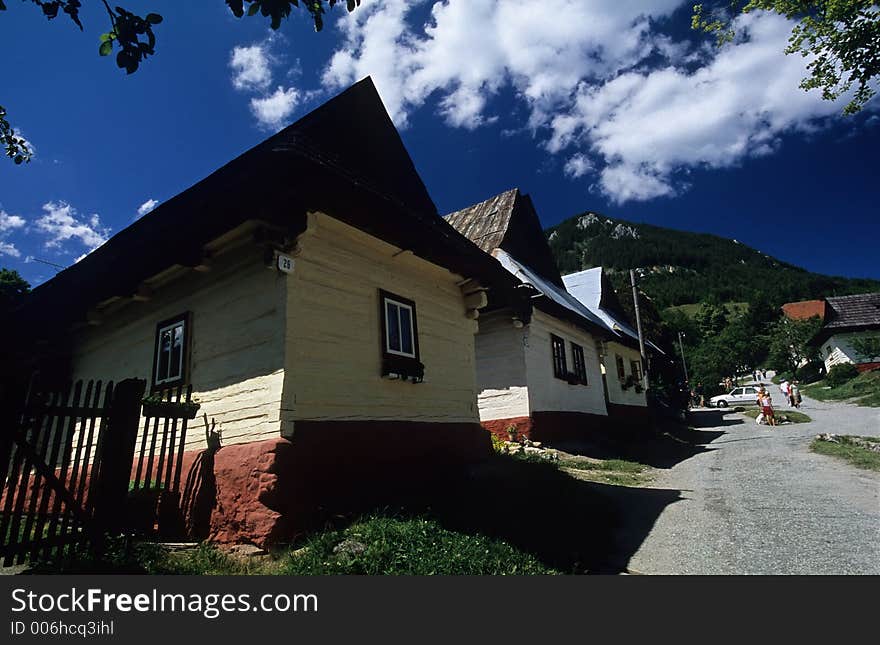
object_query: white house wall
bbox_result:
[472,311,530,421]
[604,341,647,407]
[821,331,880,371]
[523,310,607,416]
[69,244,287,451]
[280,212,480,431]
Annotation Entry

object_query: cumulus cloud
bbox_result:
[316,2,867,203]
[0,209,26,258]
[563,153,594,179]
[549,12,850,203]
[230,42,274,92]
[136,198,159,218]
[250,86,300,130]
[34,201,110,252]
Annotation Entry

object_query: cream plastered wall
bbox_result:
[472,311,530,421]
[69,244,287,451]
[821,332,880,371]
[603,341,647,407]
[280,212,480,433]
[522,310,608,417]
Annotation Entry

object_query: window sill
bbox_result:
[382,355,425,383]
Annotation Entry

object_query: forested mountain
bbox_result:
[546,212,880,309]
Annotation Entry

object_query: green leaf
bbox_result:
[145,13,163,24]
[247,2,260,16]
[99,40,113,56]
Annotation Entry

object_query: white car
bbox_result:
[709,386,762,408]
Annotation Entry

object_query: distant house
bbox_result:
[781,299,826,322]
[810,293,880,373]
[13,78,522,546]
[446,189,625,443]
[564,267,659,426]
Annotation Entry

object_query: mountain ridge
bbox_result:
[545,211,880,310]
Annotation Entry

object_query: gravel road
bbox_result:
[627,383,880,574]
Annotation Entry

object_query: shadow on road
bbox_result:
[307,456,682,574]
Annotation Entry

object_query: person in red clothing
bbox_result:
[760,391,776,427]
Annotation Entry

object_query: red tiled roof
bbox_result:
[782,300,826,321]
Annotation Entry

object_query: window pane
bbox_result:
[169,324,184,379]
[386,301,401,352]
[158,329,171,381]
[399,306,413,355]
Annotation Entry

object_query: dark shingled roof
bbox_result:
[13,77,523,342]
[444,189,564,288]
[824,293,880,329]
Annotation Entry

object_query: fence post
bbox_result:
[92,378,146,536]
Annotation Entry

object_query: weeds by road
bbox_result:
[803,370,880,407]
[810,435,880,471]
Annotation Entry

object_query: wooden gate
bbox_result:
[0,378,145,567]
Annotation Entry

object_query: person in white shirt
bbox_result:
[780,380,790,398]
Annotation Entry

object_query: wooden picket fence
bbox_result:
[0,378,194,567]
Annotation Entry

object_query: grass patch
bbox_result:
[810,436,880,471]
[278,515,557,575]
[30,516,558,575]
[557,457,652,487]
[802,370,880,407]
[741,409,812,424]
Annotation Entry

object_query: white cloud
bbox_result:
[0,210,26,233]
[316,2,871,204]
[230,43,274,92]
[34,201,110,252]
[250,86,300,130]
[563,153,594,179]
[0,241,20,258]
[0,209,25,257]
[322,0,683,128]
[136,198,159,218]
[550,11,851,203]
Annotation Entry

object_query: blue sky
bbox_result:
[1,0,878,288]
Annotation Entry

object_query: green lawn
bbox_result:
[741,409,812,424]
[557,457,652,487]
[802,370,880,407]
[810,435,880,471]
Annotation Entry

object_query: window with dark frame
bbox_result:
[616,354,626,381]
[551,334,567,379]
[379,289,424,382]
[631,359,643,382]
[152,313,191,389]
[572,343,588,385]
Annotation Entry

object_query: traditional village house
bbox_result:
[563,267,656,428]
[808,293,880,373]
[445,189,618,443]
[12,78,524,546]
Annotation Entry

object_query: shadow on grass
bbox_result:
[305,456,682,574]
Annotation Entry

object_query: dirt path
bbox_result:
[626,390,880,574]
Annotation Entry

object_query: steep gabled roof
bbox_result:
[445,189,564,287]
[15,78,521,339]
[824,293,880,330]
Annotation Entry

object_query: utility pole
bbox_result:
[629,269,649,389]
[678,331,689,383]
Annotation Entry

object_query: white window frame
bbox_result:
[154,319,186,386]
[384,297,417,359]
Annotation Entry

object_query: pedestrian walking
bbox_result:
[761,391,777,427]
[790,381,801,408]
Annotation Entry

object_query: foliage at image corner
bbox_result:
[692,0,880,115]
[0,0,362,165]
